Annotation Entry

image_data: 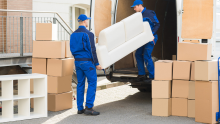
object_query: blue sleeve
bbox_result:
[87,33,99,66]
[150,11,160,35]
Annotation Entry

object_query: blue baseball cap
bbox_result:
[78,14,91,22]
[131,0,143,8]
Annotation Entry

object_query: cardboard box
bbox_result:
[152,80,171,98]
[188,100,195,118]
[32,58,47,74]
[48,76,72,94]
[172,55,176,60]
[177,42,212,61]
[36,23,57,41]
[48,91,72,112]
[195,61,218,81]
[188,81,195,99]
[47,58,74,77]
[30,79,33,92]
[152,98,172,117]
[173,61,191,80]
[155,60,173,80]
[33,41,65,59]
[172,98,188,117]
[172,80,189,98]
[195,81,218,124]
[65,41,73,58]
[190,62,195,81]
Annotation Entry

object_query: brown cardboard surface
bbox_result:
[188,81,195,100]
[173,61,191,80]
[188,100,195,118]
[182,40,200,43]
[195,81,218,124]
[177,43,212,61]
[48,91,73,112]
[36,23,53,41]
[65,41,73,58]
[195,61,218,81]
[152,98,172,117]
[172,80,189,98]
[172,98,188,117]
[33,41,65,59]
[32,58,47,74]
[48,76,72,94]
[190,62,195,81]
[152,80,171,99]
[172,55,176,60]
[155,60,173,80]
[47,58,74,77]
[30,79,33,92]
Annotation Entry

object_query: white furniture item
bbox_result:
[96,12,154,69]
[0,74,47,123]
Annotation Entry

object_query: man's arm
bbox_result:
[88,33,100,66]
[150,11,160,35]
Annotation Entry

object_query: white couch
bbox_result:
[96,12,154,69]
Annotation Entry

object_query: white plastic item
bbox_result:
[96,12,154,69]
[0,74,47,123]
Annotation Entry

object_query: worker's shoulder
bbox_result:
[143,9,156,15]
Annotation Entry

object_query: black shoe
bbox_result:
[84,107,100,115]
[135,75,146,81]
[78,109,85,114]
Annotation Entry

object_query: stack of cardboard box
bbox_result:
[32,23,74,112]
[152,60,173,117]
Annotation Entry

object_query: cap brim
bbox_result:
[131,5,135,8]
[87,17,91,20]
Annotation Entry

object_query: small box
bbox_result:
[48,76,72,94]
[172,80,189,98]
[33,41,65,59]
[36,23,57,41]
[152,98,172,117]
[172,98,188,117]
[173,61,191,80]
[195,61,218,81]
[47,58,74,77]
[152,80,171,98]
[155,60,173,80]
[48,91,72,112]
[65,41,73,58]
[177,42,212,61]
[195,81,218,124]
[32,58,47,74]
[188,100,195,118]
[190,62,195,81]
[188,81,195,99]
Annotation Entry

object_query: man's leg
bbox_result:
[135,46,145,75]
[75,62,86,111]
[143,42,155,79]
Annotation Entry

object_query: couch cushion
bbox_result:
[98,22,126,52]
[122,12,144,41]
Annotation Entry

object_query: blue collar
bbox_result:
[142,7,146,13]
[79,26,86,29]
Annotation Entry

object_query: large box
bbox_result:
[33,41,65,59]
[173,61,191,80]
[48,91,72,112]
[195,81,218,124]
[172,98,188,117]
[36,23,57,41]
[65,41,73,58]
[155,60,173,80]
[177,42,212,61]
[190,62,195,81]
[195,61,218,81]
[188,81,195,100]
[172,80,189,98]
[152,80,171,98]
[48,76,72,94]
[152,98,172,117]
[188,100,195,118]
[47,58,74,77]
[32,58,47,74]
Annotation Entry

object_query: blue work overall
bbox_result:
[70,26,99,111]
[135,7,160,79]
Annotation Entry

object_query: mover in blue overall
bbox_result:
[131,0,160,81]
[70,14,102,115]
